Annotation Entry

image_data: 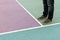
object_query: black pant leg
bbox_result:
[47,0,54,20]
[43,0,48,17]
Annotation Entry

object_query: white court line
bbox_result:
[16,0,60,27]
[16,0,43,26]
[0,0,60,35]
[0,23,60,35]
[0,0,42,35]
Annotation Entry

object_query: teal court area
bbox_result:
[0,24,60,40]
[18,0,60,24]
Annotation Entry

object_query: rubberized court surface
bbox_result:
[18,0,60,24]
[0,24,60,40]
[0,0,60,40]
[0,0,40,33]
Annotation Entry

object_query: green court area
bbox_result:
[0,24,60,40]
[18,0,60,24]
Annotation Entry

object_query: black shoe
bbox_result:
[43,19,52,25]
[38,15,47,20]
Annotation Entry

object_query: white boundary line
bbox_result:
[0,0,60,35]
[0,23,60,35]
[0,0,42,35]
[0,26,40,35]
[16,0,43,26]
[16,0,60,27]
[42,23,60,27]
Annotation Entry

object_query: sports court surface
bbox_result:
[0,0,60,40]
[18,0,60,24]
[0,23,60,40]
[0,0,41,33]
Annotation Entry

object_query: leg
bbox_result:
[47,0,54,20]
[38,0,48,20]
[43,0,48,17]
[43,0,54,25]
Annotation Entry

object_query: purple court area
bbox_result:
[0,0,40,33]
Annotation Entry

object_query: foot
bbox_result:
[43,19,52,25]
[38,15,47,20]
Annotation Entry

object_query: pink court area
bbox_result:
[0,0,40,33]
